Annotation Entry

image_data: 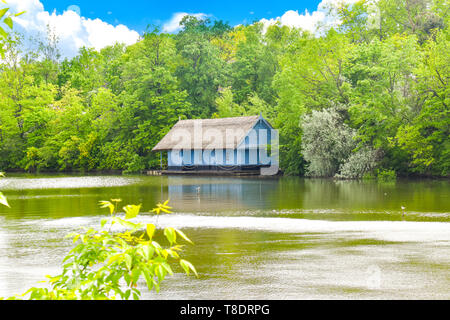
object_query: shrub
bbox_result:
[301,108,356,177]
[5,199,197,300]
[336,147,381,179]
[123,154,146,174]
[376,169,397,182]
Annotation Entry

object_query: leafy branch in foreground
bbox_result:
[0,1,25,57]
[0,171,9,208]
[5,199,197,300]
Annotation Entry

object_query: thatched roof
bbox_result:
[152,115,269,151]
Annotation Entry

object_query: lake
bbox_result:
[0,174,449,299]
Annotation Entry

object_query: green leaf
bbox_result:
[125,254,132,271]
[72,234,80,244]
[113,217,140,230]
[165,249,179,259]
[3,16,12,29]
[174,228,194,244]
[180,259,198,277]
[141,244,154,261]
[108,253,123,264]
[155,264,165,282]
[0,8,8,19]
[141,266,154,291]
[146,224,156,240]
[152,241,162,255]
[123,204,141,220]
[0,193,10,208]
[153,278,160,293]
[161,262,173,276]
[0,26,7,39]
[99,201,114,215]
[131,268,141,284]
[164,227,176,245]
[100,218,108,228]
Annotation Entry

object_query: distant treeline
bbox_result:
[0,0,448,177]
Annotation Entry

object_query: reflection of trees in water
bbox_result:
[302,178,449,213]
[301,178,403,211]
[2,175,448,219]
[165,176,450,214]
[167,177,281,211]
[299,179,376,211]
[331,180,382,207]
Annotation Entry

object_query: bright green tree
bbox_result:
[175,16,229,118]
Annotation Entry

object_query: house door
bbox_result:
[182,150,193,166]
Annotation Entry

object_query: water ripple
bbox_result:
[0,176,139,190]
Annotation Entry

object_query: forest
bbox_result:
[0,0,448,178]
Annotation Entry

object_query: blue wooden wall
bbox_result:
[167,118,272,167]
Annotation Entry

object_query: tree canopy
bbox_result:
[0,0,448,177]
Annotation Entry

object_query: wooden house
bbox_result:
[152,115,277,174]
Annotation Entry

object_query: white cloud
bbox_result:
[260,9,326,33]
[260,0,361,33]
[4,0,368,58]
[162,12,209,33]
[6,0,140,58]
[83,18,139,51]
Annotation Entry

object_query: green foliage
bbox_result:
[301,107,357,177]
[0,1,24,57]
[336,147,381,179]
[175,16,229,118]
[6,200,197,300]
[346,34,420,149]
[230,23,279,106]
[393,29,450,176]
[376,169,397,182]
[275,30,353,111]
[0,192,7,207]
[0,172,8,207]
[214,87,245,118]
[0,3,448,178]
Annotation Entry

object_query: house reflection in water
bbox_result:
[165,176,280,212]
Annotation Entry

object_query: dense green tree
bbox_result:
[107,31,191,171]
[175,16,229,118]
[301,107,357,177]
[57,47,104,96]
[230,24,278,106]
[273,29,353,175]
[346,34,419,148]
[214,87,244,118]
[395,28,450,175]
[0,4,448,178]
[377,0,446,41]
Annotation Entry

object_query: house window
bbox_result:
[195,150,202,165]
[210,150,216,165]
[226,150,233,164]
[183,149,192,165]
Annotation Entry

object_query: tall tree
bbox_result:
[175,16,229,118]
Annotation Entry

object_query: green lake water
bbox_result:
[0,174,449,299]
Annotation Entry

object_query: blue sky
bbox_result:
[7,0,344,58]
[39,0,322,32]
